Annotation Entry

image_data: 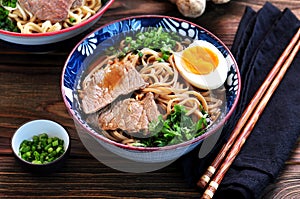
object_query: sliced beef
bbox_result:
[98,92,160,134]
[80,56,147,114]
[19,0,82,23]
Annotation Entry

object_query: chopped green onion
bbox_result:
[137,50,143,57]
[125,36,132,43]
[109,26,183,58]
[19,133,65,164]
[52,139,59,147]
[156,57,164,62]
[69,17,76,23]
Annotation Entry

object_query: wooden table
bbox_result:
[0,0,299,198]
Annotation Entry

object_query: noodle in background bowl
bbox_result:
[0,0,114,45]
[61,16,241,166]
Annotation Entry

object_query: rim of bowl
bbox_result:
[61,15,241,152]
[11,119,70,166]
[0,0,115,38]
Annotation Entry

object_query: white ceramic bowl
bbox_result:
[61,15,241,165]
[0,0,114,45]
[11,119,70,173]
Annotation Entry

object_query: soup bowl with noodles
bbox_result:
[61,16,241,166]
[0,0,114,45]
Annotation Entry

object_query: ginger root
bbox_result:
[169,0,230,18]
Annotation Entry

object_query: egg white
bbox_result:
[173,40,228,90]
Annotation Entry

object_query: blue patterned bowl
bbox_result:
[61,16,241,165]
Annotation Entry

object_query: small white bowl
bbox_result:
[11,119,70,173]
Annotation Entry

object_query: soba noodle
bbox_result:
[6,0,101,33]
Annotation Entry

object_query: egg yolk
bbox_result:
[181,46,219,75]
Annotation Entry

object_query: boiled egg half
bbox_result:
[173,40,228,90]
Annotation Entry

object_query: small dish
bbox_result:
[11,119,70,173]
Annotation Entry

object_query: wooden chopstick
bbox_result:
[197,27,300,189]
[198,27,300,199]
[201,38,300,199]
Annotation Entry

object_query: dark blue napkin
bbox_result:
[179,2,300,199]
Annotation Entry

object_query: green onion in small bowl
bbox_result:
[11,120,70,173]
[19,133,65,164]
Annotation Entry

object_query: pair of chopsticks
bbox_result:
[198,27,300,199]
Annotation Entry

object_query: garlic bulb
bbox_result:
[175,0,206,18]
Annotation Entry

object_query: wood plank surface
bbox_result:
[0,0,299,198]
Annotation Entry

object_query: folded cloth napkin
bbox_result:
[178,2,300,199]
